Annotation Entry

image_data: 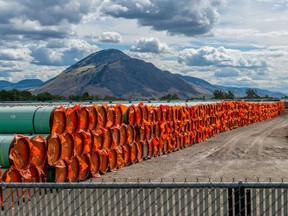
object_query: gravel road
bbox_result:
[94,112,288,182]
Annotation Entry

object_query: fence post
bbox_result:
[228,188,233,216]
[234,183,240,216]
[239,182,245,216]
[234,181,246,216]
[0,184,3,212]
[246,190,251,216]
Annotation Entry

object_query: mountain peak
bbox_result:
[35,49,201,98]
[67,49,130,71]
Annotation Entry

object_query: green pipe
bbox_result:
[33,107,55,134]
[0,135,14,168]
[0,134,50,169]
[1,168,8,179]
[0,107,38,134]
[0,106,55,134]
[47,166,55,182]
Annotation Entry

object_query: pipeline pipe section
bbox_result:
[0,101,285,183]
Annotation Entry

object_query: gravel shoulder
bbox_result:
[94,112,288,182]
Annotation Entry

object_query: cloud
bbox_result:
[0,48,33,62]
[130,37,171,53]
[0,1,99,26]
[30,39,99,66]
[214,68,240,77]
[100,0,226,36]
[215,28,288,39]
[236,76,253,83]
[0,1,101,40]
[95,32,122,43]
[29,45,64,66]
[0,69,23,77]
[0,17,72,40]
[0,61,17,68]
[178,46,267,68]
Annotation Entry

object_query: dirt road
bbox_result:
[95,112,288,182]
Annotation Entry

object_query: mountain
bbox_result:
[176,74,286,98]
[0,80,13,89]
[34,49,285,99]
[34,49,200,99]
[13,79,44,89]
[214,85,286,98]
[0,79,44,90]
[175,74,217,95]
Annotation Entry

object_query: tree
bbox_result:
[159,93,180,100]
[213,89,235,100]
[0,89,34,101]
[68,95,81,101]
[35,92,55,101]
[213,90,225,99]
[81,92,94,101]
[226,91,235,100]
[245,88,259,99]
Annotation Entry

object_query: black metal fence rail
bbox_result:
[1,181,288,215]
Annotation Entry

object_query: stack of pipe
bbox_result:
[0,101,285,182]
[0,106,66,182]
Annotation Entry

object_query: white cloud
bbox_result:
[236,76,253,83]
[30,39,99,66]
[214,68,240,77]
[0,61,16,68]
[95,31,122,43]
[0,48,33,62]
[178,46,267,68]
[130,37,171,53]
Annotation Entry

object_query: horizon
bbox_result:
[0,1,287,94]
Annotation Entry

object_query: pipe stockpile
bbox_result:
[0,101,285,182]
[0,134,47,182]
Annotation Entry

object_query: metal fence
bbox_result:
[1,181,288,215]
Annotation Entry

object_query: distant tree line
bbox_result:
[0,89,35,101]
[0,89,279,102]
[212,88,278,100]
[0,90,183,102]
[159,93,180,101]
[0,90,127,102]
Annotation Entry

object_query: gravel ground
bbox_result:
[93,112,288,182]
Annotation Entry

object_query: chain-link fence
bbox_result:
[1,181,288,215]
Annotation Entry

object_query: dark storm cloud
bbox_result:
[101,0,226,36]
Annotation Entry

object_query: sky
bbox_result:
[0,0,287,94]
